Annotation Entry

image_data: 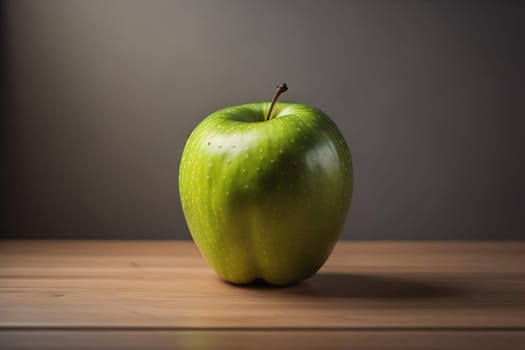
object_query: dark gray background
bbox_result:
[1,0,524,240]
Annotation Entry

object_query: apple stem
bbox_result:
[266,83,288,121]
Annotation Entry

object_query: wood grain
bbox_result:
[1,241,524,329]
[1,331,524,350]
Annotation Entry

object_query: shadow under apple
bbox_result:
[230,272,462,299]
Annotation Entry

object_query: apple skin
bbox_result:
[179,102,352,286]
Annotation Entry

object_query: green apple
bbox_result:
[179,84,352,286]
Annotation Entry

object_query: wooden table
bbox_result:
[0,241,524,349]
